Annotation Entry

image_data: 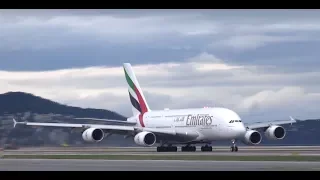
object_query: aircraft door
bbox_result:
[168,115,175,128]
[215,117,225,138]
[144,115,149,127]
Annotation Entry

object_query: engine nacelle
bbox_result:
[264,125,286,140]
[82,128,104,142]
[242,130,262,145]
[134,131,156,146]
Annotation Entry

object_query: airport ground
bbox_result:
[1,146,320,170]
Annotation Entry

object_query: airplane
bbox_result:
[12,63,297,152]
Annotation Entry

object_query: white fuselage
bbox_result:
[137,107,247,144]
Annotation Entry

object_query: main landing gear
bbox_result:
[156,144,213,152]
[181,145,196,152]
[230,139,238,152]
[179,144,213,152]
[156,145,178,152]
[200,144,213,152]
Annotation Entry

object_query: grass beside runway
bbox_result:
[3,154,320,161]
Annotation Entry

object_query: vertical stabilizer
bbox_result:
[123,63,150,127]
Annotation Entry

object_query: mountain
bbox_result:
[232,119,320,146]
[259,119,320,146]
[0,92,126,120]
[0,91,320,148]
[0,91,128,147]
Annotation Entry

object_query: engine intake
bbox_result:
[264,125,286,140]
[82,128,104,142]
[242,130,262,145]
[134,131,156,146]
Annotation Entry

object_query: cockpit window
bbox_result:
[229,120,242,123]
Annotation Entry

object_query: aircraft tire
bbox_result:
[201,146,212,152]
[157,146,164,152]
[157,146,178,152]
[181,146,196,152]
[230,146,238,152]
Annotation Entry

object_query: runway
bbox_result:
[3,146,320,156]
[1,146,320,170]
[1,159,320,171]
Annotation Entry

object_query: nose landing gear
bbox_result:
[230,139,238,152]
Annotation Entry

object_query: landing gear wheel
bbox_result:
[157,146,163,152]
[201,145,213,152]
[230,139,238,152]
[230,146,238,152]
[181,145,196,152]
[156,146,178,152]
[169,146,178,152]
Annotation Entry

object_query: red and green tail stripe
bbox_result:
[124,68,149,127]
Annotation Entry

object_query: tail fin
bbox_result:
[123,63,151,118]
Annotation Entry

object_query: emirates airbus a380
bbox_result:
[13,63,297,152]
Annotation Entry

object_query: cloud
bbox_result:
[0,52,319,122]
[0,10,319,122]
[1,10,320,52]
[0,10,220,51]
[239,87,308,111]
[1,10,320,73]
[209,34,314,51]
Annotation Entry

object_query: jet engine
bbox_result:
[242,130,262,145]
[134,131,156,146]
[264,125,286,140]
[82,128,104,142]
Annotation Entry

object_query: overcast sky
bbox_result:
[0,9,319,122]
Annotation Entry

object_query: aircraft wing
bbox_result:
[12,118,176,136]
[73,117,136,125]
[13,119,134,131]
[245,116,297,130]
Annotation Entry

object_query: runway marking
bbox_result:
[2,159,320,171]
[3,159,320,164]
